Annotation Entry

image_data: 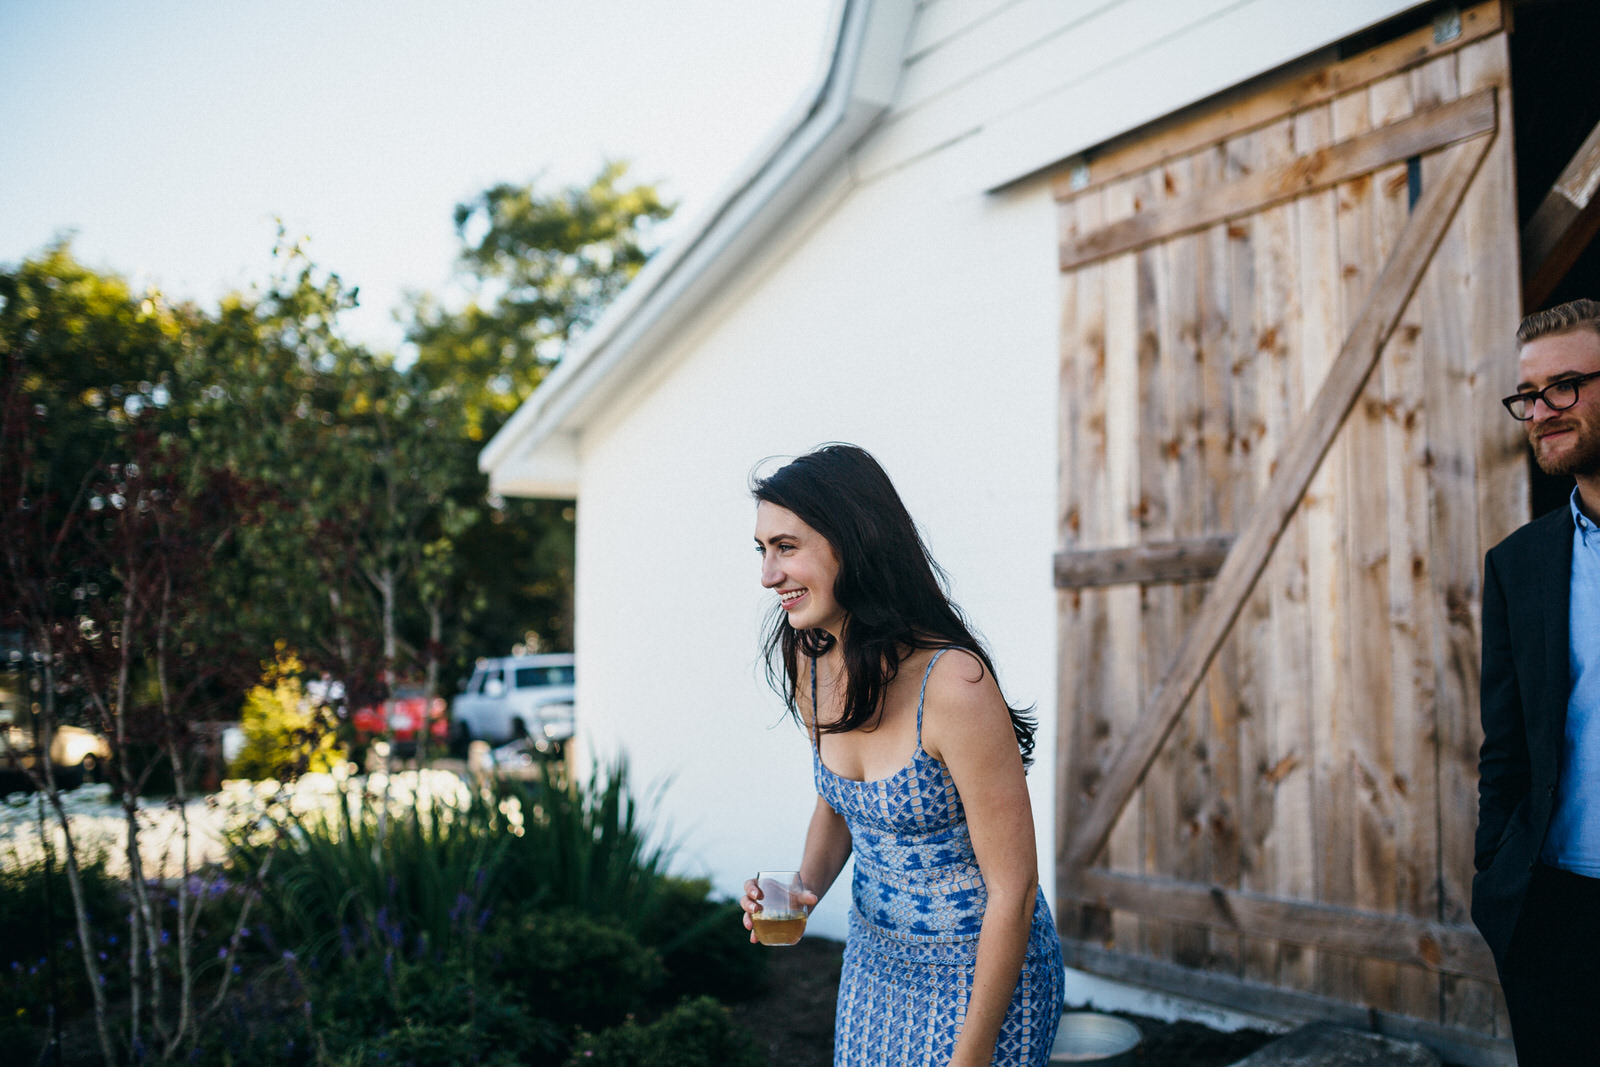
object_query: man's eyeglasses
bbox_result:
[1502,370,1600,421]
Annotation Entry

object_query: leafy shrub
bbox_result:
[0,846,124,1023]
[0,1012,41,1064]
[491,761,675,928]
[484,909,664,1032]
[227,780,505,961]
[229,651,339,781]
[365,1021,527,1067]
[209,759,768,1066]
[645,876,767,1004]
[193,951,564,1067]
[0,846,121,965]
[229,759,677,966]
[320,951,562,1064]
[565,996,764,1067]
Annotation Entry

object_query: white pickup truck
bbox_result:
[448,653,575,758]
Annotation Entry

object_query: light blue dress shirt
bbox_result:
[1541,488,1600,875]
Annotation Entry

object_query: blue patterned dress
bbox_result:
[813,649,1063,1066]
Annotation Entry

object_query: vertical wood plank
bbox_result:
[1057,188,1089,939]
[1139,154,1211,968]
[1221,120,1280,988]
[1293,99,1358,1005]
[1135,163,1176,962]
[1331,80,1408,1014]
[1252,113,1318,995]
[1195,138,1245,978]
[1059,184,1114,946]
[1102,173,1145,955]
[1459,25,1526,551]
[1164,160,1212,971]
[1411,53,1488,1034]
[1452,35,1522,1036]
[1367,65,1444,1024]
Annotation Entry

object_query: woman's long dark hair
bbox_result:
[752,443,1036,767]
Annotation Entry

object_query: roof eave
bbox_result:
[481,0,913,497]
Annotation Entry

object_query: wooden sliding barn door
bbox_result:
[1053,3,1524,1052]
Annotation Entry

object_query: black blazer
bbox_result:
[1471,504,1575,971]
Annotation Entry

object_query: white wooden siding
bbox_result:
[856,0,1427,192]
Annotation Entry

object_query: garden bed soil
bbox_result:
[728,936,1280,1067]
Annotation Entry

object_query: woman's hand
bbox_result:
[740,877,821,943]
[742,795,849,944]
[739,877,763,943]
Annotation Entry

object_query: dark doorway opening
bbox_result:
[1510,0,1600,516]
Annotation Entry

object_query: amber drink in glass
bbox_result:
[753,870,808,946]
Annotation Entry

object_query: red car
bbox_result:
[351,686,448,760]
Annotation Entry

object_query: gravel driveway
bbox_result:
[0,769,473,878]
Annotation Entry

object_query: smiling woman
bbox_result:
[755,504,846,637]
[739,444,1063,1067]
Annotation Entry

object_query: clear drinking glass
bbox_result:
[752,870,808,946]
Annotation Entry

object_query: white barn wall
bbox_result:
[571,159,1062,938]
[505,0,1435,940]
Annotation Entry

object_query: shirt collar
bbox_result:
[1573,487,1595,540]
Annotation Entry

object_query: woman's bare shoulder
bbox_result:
[924,646,991,694]
[920,648,1007,747]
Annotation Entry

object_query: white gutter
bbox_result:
[480,0,915,497]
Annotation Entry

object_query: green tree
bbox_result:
[401,164,670,671]
[409,161,673,438]
[177,235,382,692]
[0,240,194,504]
[312,347,480,722]
[0,242,270,1064]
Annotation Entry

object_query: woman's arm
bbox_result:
[798,792,854,902]
[741,793,853,942]
[922,651,1041,1067]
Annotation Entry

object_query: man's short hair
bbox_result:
[1518,298,1600,345]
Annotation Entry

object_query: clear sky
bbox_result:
[0,0,837,353]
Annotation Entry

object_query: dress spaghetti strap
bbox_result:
[915,647,955,746]
[812,646,960,751]
[806,646,953,748]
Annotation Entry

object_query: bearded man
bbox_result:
[1473,298,1600,1064]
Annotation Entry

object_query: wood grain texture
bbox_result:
[1052,17,1521,1043]
[1222,121,1280,988]
[1163,164,1212,968]
[1056,183,1111,949]
[1195,137,1245,978]
[1101,170,1145,955]
[1329,72,1404,1015]
[1071,867,1497,981]
[1059,90,1497,271]
[1062,123,1495,877]
[1369,65,1446,1023]
[1049,1,1505,200]
[1253,112,1316,993]
[1053,536,1234,588]
[1058,939,1515,1067]
[1448,37,1521,1037]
